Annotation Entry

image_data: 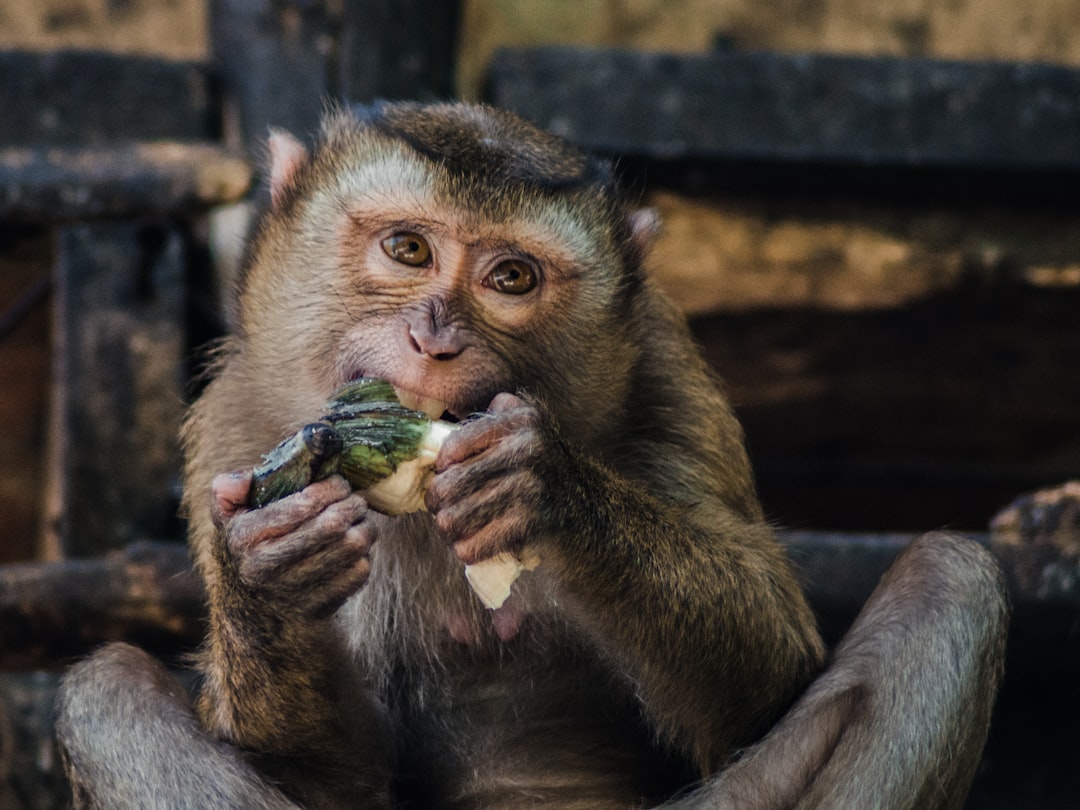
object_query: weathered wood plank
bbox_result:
[338,0,462,103]
[0,142,251,221]
[644,190,1080,316]
[46,224,188,557]
[0,227,51,563]
[0,542,202,671]
[488,47,1080,170]
[691,282,1080,532]
[209,0,336,154]
[0,671,68,809]
[208,0,464,155]
[787,526,1080,613]
[990,481,1080,608]
[0,49,216,146]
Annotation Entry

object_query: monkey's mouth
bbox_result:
[392,385,462,423]
[340,368,469,421]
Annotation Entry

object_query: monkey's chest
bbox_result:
[391,645,691,809]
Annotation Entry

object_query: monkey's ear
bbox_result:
[267,129,310,208]
[629,208,662,253]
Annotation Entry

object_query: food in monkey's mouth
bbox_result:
[248,378,535,608]
[391,386,450,421]
[247,377,452,513]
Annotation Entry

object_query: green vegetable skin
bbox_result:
[247,378,535,608]
[248,378,454,514]
[246,422,343,507]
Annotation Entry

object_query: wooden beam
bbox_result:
[209,0,336,156]
[0,541,203,670]
[0,50,217,146]
[0,142,251,221]
[338,0,461,103]
[488,47,1080,171]
[45,223,188,557]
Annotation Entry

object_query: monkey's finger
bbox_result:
[428,426,541,511]
[236,490,368,556]
[431,470,536,550]
[210,470,254,527]
[230,476,359,547]
[281,525,374,612]
[247,542,372,619]
[450,510,530,566]
[433,394,541,471]
[486,392,528,413]
[428,458,537,524]
[434,416,518,471]
[236,500,373,588]
[434,407,541,473]
[284,522,374,592]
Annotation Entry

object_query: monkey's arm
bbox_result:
[189,470,393,807]
[426,394,825,775]
[552,468,821,774]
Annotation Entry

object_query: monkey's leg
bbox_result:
[56,643,301,810]
[672,531,1009,810]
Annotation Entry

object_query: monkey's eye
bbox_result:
[381,231,432,266]
[484,259,538,295]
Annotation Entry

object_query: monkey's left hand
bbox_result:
[425,393,577,565]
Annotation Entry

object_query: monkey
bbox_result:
[55,101,1009,809]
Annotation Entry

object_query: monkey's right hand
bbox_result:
[209,471,377,620]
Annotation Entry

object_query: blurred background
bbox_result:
[0,1,1078,807]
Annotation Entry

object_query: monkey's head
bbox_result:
[235,102,659,447]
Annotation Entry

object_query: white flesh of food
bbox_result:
[384,387,539,609]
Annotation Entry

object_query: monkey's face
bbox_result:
[239,105,645,447]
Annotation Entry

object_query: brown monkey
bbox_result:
[56,102,1008,809]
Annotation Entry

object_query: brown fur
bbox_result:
[56,103,1007,809]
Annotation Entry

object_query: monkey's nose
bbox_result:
[407,322,465,361]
